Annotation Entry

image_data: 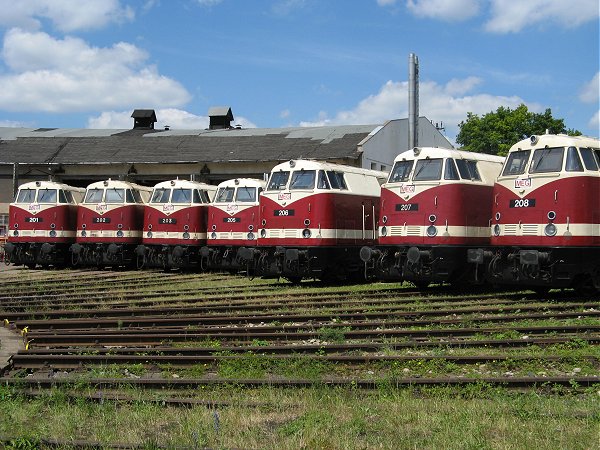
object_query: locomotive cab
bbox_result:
[6,181,84,268]
[361,147,504,287]
[136,179,216,270]
[200,178,266,272]
[71,179,152,267]
[251,160,386,282]
[468,134,600,295]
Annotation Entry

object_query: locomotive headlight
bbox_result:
[148,224,152,230]
[147,231,153,238]
[302,228,311,238]
[304,219,310,227]
[212,224,217,231]
[495,212,501,221]
[426,225,438,237]
[13,230,18,237]
[211,231,217,239]
[382,215,388,224]
[381,226,387,237]
[50,223,56,229]
[544,223,557,237]
[547,211,556,221]
[428,214,437,223]
[117,224,123,229]
[49,230,57,238]
[183,224,190,231]
[247,232,255,240]
[116,230,124,238]
[183,231,190,240]
[13,223,18,229]
[261,219,266,226]
[260,229,267,238]
[82,223,86,229]
[81,230,87,237]
[248,225,254,231]
[493,224,501,236]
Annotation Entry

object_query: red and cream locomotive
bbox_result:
[135,179,216,269]
[360,147,504,287]
[200,178,265,271]
[247,160,386,282]
[70,179,151,267]
[5,180,84,268]
[468,133,600,295]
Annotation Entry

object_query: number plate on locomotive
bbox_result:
[93,217,111,223]
[223,217,241,223]
[395,203,419,211]
[509,199,536,208]
[274,209,295,216]
[159,218,177,224]
[25,217,43,222]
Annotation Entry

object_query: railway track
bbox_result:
[1,269,599,394]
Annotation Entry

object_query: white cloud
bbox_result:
[377,0,398,6]
[0,0,134,32]
[588,110,599,133]
[280,109,291,119]
[0,29,191,113]
[579,72,599,104]
[485,0,600,33]
[196,0,224,6]
[87,108,257,130]
[299,77,536,141]
[406,0,481,22]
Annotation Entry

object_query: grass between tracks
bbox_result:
[0,384,599,449]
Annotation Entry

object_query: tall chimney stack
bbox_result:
[408,53,419,149]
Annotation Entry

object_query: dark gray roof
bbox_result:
[0,125,377,165]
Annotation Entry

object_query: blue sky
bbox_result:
[0,0,598,144]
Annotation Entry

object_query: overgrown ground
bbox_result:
[1,385,599,449]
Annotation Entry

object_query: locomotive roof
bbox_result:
[151,179,216,190]
[509,133,600,152]
[216,178,267,189]
[270,159,388,179]
[395,147,505,163]
[85,179,152,191]
[17,180,85,192]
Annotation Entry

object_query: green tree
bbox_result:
[456,104,581,156]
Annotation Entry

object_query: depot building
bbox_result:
[0,107,452,236]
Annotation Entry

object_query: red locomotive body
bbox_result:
[201,178,265,271]
[70,179,151,267]
[136,179,216,269]
[5,181,84,268]
[249,159,386,282]
[361,147,504,286]
[468,134,600,294]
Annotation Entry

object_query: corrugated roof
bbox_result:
[0,125,376,165]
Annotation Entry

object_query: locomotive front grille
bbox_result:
[521,224,539,235]
[218,232,229,239]
[389,226,403,236]
[232,232,244,240]
[503,224,518,235]
[284,229,297,238]
[269,230,280,238]
[406,226,421,236]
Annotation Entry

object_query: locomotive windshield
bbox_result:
[38,189,57,203]
[290,170,315,190]
[327,171,347,189]
[16,189,36,203]
[529,147,564,173]
[502,150,530,176]
[151,188,170,203]
[389,160,413,183]
[215,187,235,203]
[444,159,460,180]
[267,171,290,190]
[236,187,257,202]
[171,188,192,204]
[105,188,125,203]
[580,147,599,170]
[413,158,443,181]
[84,188,104,203]
[456,160,481,180]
